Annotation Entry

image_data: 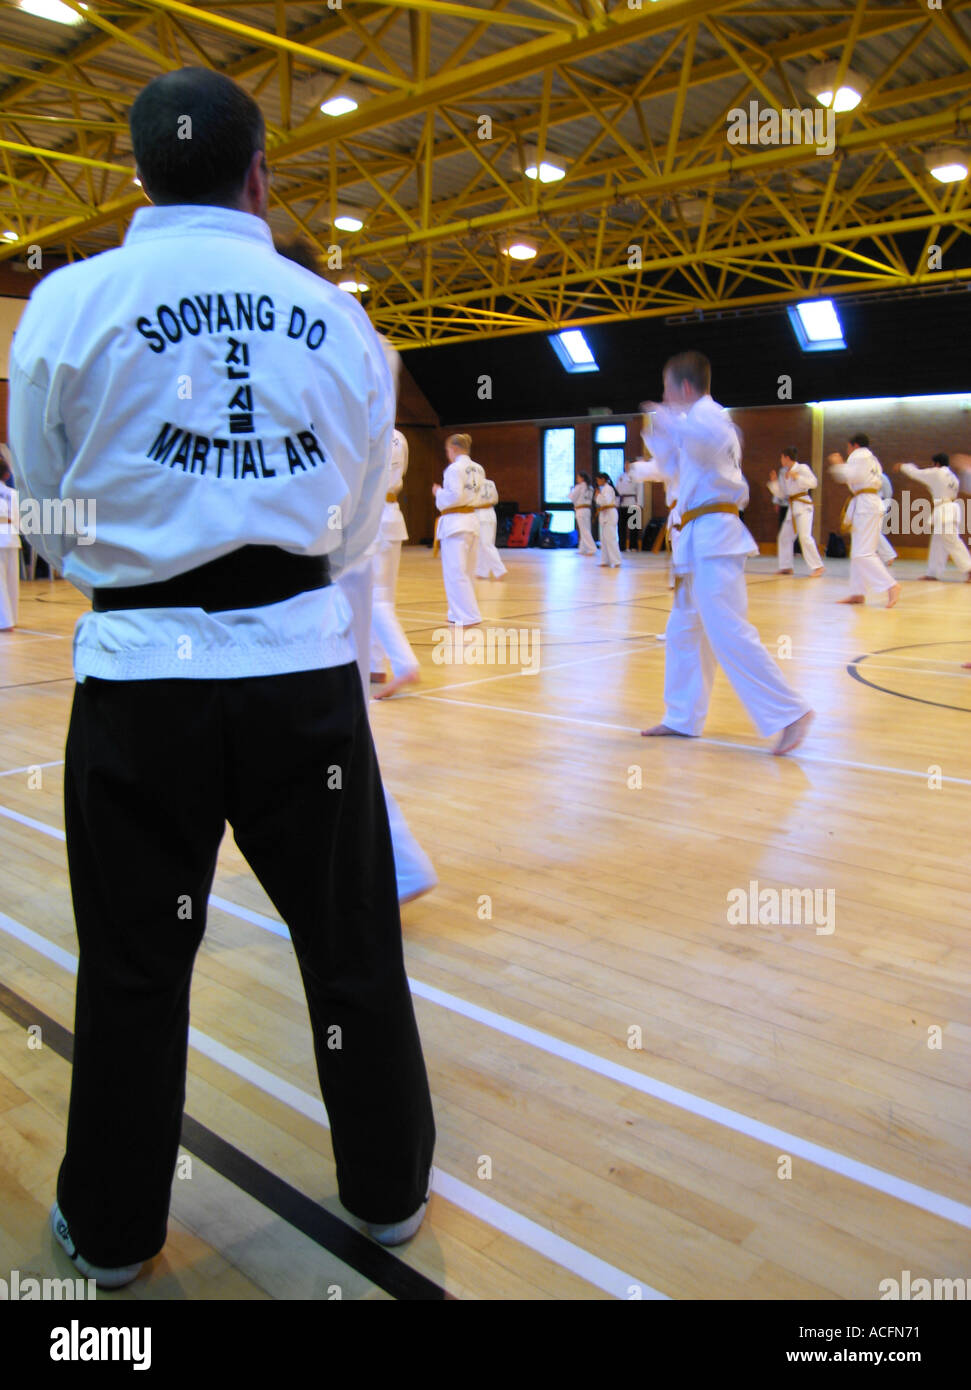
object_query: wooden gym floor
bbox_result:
[1,548,969,1300]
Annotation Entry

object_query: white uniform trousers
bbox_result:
[475,508,507,578]
[0,550,18,628]
[598,511,621,567]
[777,507,822,571]
[576,509,596,555]
[877,532,897,563]
[338,557,437,902]
[848,506,896,595]
[441,531,481,625]
[370,539,419,678]
[927,503,971,578]
[663,556,810,737]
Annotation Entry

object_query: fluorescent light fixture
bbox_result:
[549,329,599,374]
[18,0,86,23]
[333,208,365,232]
[338,278,369,294]
[787,298,846,351]
[925,146,969,183]
[500,235,538,261]
[807,392,971,409]
[2,230,19,242]
[522,145,566,183]
[319,81,369,118]
[806,61,868,112]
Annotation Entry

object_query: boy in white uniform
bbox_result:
[595,473,622,567]
[570,472,596,554]
[639,352,813,755]
[768,448,824,576]
[475,476,506,579]
[894,453,971,581]
[9,69,435,1284]
[828,434,900,606]
[433,433,481,626]
[370,426,421,693]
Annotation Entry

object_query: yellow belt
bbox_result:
[839,487,880,533]
[673,501,740,531]
[597,504,618,514]
[574,504,591,511]
[788,493,811,505]
[385,491,399,503]
[433,505,477,555]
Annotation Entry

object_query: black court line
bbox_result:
[847,642,971,714]
[0,978,448,1301]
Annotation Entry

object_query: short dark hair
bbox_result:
[130,68,265,206]
[781,447,798,461]
[579,472,591,485]
[849,432,870,448]
[664,351,711,395]
[931,452,949,468]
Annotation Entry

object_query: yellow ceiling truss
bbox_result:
[0,0,967,346]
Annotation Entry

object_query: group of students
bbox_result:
[567,471,632,566]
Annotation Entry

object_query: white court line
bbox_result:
[4,897,970,1240]
[394,640,662,699]
[0,909,657,1300]
[0,759,64,779]
[410,695,971,786]
[1,627,64,640]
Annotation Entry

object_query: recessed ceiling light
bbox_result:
[18,0,85,23]
[806,62,869,112]
[925,146,969,183]
[500,236,538,260]
[522,145,567,183]
[787,298,847,351]
[333,208,365,233]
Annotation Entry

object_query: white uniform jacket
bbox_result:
[435,453,481,539]
[0,481,22,552]
[644,395,755,571]
[569,482,593,509]
[376,429,409,546]
[768,463,817,517]
[7,204,395,681]
[632,454,680,563]
[830,448,884,529]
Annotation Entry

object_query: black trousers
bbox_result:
[618,504,639,550]
[58,666,435,1266]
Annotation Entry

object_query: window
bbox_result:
[543,427,578,531]
[549,329,599,373]
[787,299,846,352]
[594,424,626,445]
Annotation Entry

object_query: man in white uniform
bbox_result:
[370,426,422,692]
[433,433,481,626]
[828,434,900,606]
[570,472,596,554]
[475,476,507,579]
[8,69,434,1285]
[616,461,639,551]
[876,467,897,566]
[894,453,971,581]
[595,473,622,567]
[768,448,824,576]
[639,352,813,755]
[630,451,679,589]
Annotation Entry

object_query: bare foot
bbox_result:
[887,584,900,608]
[778,568,794,575]
[886,558,896,566]
[373,668,420,700]
[370,671,388,684]
[920,575,938,581]
[773,710,814,756]
[810,568,824,578]
[641,724,691,738]
[837,595,865,604]
[963,662,971,669]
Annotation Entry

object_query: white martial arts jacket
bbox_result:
[8,204,395,681]
[830,448,884,530]
[569,482,593,509]
[900,462,963,534]
[435,453,481,539]
[0,481,21,552]
[375,428,409,546]
[616,471,638,502]
[643,395,755,571]
[478,479,499,508]
[769,463,817,517]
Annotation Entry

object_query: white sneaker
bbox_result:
[366,1173,433,1247]
[51,1201,143,1289]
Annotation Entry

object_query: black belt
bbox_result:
[92,545,331,613]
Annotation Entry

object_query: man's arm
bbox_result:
[328,324,395,578]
